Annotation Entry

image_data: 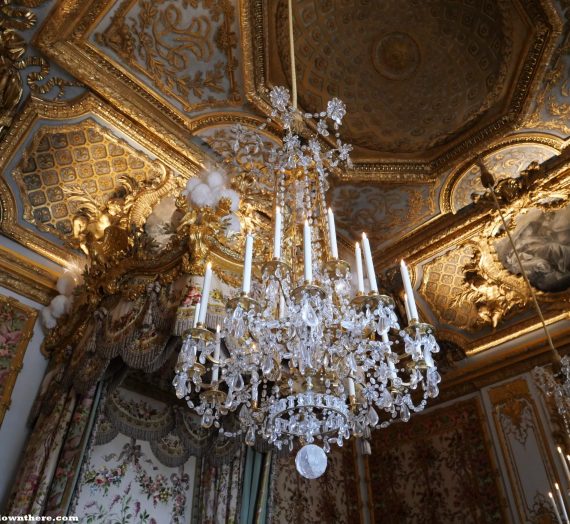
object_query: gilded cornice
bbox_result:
[438,331,570,403]
[0,245,58,306]
[440,132,568,214]
[374,152,570,357]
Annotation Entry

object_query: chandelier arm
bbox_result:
[487,187,559,362]
[287,0,298,109]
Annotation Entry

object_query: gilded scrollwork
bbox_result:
[449,160,570,329]
[451,240,529,329]
[95,0,241,113]
[0,0,80,137]
[66,161,182,267]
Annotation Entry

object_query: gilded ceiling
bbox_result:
[1,0,570,377]
[258,0,559,171]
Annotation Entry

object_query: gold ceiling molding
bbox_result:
[94,0,241,113]
[0,0,80,139]
[0,245,58,306]
[0,93,204,265]
[523,4,570,135]
[380,153,570,355]
[440,132,567,213]
[33,0,245,161]
[243,0,562,181]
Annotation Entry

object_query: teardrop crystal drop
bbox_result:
[245,426,256,446]
[368,406,379,427]
[301,301,319,327]
[401,403,410,422]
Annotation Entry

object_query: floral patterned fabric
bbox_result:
[6,389,77,515]
[73,434,196,524]
[367,398,505,523]
[45,388,98,516]
[199,445,245,524]
[268,445,360,524]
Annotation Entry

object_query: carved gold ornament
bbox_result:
[0,0,79,137]
[95,0,241,113]
[451,161,570,329]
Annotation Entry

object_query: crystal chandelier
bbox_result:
[533,358,570,435]
[172,0,441,478]
[172,84,441,477]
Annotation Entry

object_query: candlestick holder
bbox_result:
[187,324,215,342]
[199,388,227,405]
[226,293,261,314]
[291,283,327,302]
[262,259,292,279]
[402,320,436,337]
[351,292,395,310]
[324,259,351,278]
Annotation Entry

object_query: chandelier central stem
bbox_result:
[288,0,298,109]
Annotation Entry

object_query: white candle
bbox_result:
[347,377,356,397]
[252,381,259,403]
[242,234,254,294]
[273,206,282,260]
[198,263,212,325]
[558,447,570,483]
[400,260,419,320]
[327,207,338,259]
[212,325,221,382]
[361,233,378,293]
[304,219,312,283]
[551,491,564,524]
[556,484,569,523]
[193,299,201,328]
[355,242,365,293]
[403,292,412,322]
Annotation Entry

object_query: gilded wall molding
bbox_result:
[0,294,37,427]
[0,245,58,306]
[488,377,559,522]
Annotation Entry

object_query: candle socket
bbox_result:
[227,294,261,313]
[189,325,215,342]
[349,395,357,410]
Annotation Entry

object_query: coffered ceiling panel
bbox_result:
[12,119,158,240]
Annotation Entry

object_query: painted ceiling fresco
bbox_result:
[1,0,570,363]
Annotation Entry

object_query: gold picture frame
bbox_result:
[0,294,37,426]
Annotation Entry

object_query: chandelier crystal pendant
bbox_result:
[172,84,442,478]
[533,357,570,435]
